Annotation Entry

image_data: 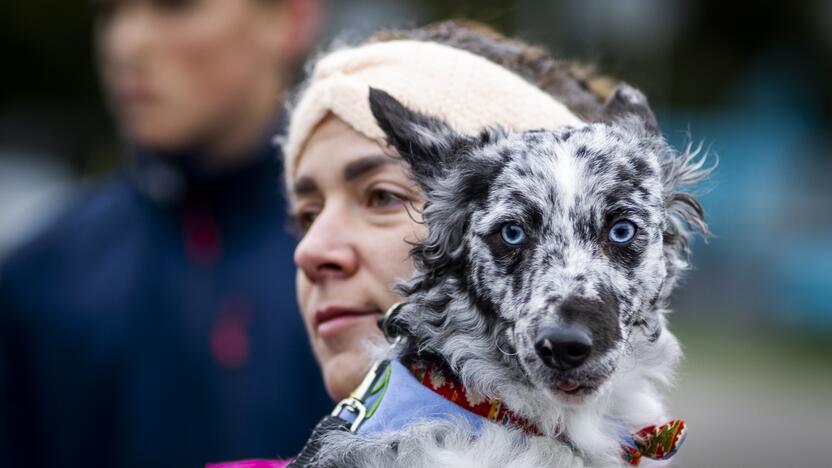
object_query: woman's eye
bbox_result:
[367,189,404,209]
[609,220,637,244]
[296,211,318,234]
[500,222,527,246]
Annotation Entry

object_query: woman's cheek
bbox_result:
[392,221,426,278]
[367,225,411,291]
[295,271,319,348]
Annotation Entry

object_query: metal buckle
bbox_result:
[330,360,388,433]
[331,397,368,433]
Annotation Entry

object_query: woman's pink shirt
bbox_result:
[207,460,290,468]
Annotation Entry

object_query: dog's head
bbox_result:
[369,87,709,404]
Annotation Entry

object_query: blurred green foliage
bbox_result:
[674,321,832,383]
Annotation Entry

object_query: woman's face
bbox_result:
[292,115,425,400]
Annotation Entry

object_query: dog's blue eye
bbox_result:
[609,220,637,244]
[500,223,527,246]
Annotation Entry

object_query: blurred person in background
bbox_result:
[0,0,329,467]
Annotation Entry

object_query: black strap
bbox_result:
[287,414,351,468]
[377,302,405,343]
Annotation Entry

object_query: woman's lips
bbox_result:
[315,306,381,338]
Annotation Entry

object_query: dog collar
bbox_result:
[332,358,686,466]
[408,359,542,435]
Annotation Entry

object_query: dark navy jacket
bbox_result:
[0,142,331,468]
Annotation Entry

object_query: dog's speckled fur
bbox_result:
[314,85,710,467]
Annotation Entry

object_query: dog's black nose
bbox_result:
[534,324,593,369]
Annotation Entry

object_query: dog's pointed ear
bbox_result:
[601,84,660,135]
[369,87,467,189]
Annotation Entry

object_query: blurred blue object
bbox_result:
[0,152,75,260]
[660,47,832,327]
[0,138,331,467]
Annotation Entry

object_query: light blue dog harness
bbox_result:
[334,359,485,435]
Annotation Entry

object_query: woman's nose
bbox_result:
[294,207,359,283]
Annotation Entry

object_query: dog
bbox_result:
[307,85,710,468]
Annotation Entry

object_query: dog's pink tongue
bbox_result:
[557,380,580,392]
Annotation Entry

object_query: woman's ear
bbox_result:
[368,87,470,192]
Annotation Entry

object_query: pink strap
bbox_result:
[207,459,290,468]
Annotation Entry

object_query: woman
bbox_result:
[211,20,614,467]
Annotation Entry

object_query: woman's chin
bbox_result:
[323,351,374,401]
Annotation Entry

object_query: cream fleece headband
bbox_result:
[283,40,584,187]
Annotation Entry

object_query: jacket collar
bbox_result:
[125,135,285,217]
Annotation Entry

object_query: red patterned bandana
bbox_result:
[409,359,686,466]
[620,419,687,466]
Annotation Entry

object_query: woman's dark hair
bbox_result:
[367,20,618,122]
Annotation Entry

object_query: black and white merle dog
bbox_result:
[315,86,710,468]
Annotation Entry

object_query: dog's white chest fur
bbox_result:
[321,419,591,468]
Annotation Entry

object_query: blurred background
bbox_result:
[1,1,830,467]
